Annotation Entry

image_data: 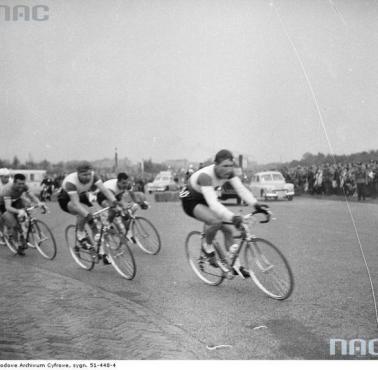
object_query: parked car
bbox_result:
[218,181,242,205]
[249,171,294,201]
[146,171,179,193]
[217,167,244,205]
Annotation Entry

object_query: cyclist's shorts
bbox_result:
[180,193,208,218]
[58,190,93,213]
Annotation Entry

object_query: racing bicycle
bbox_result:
[0,205,57,260]
[65,207,136,280]
[185,209,294,300]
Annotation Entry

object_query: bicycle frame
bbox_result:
[79,206,112,263]
[15,206,42,247]
[208,213,262,274]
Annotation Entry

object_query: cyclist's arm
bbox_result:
[95,181,117,204]
[4,197,21,215]
[229,176,257,206]
[24,189,43,206]
[198,174,234,222]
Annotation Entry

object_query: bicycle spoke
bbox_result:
[185,231,225,286]
[245,238,294,300]
[131,217,161,254]
[105,232,136,280]
[32,220,57,260]
[65,224,95,270]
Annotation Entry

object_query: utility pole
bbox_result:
[114,147,118,172]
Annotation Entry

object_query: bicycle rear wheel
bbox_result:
[65,224,95,270]
[30,220,57,260]
[185,231,225,286]
[244,238,294,300]
[105,228,136,280]
[131,216,161,255]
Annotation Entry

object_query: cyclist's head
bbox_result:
[13,173,26,190]
[76,161,93,184]
[117,172,130,190]
[214,149,235,179]
[214,149,234,164]
[0,168,10,184]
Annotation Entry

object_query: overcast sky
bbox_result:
[1,0,377,164]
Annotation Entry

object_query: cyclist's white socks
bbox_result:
[76,230,86,241]
[203,242,215,254]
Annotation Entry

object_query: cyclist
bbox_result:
[40,176,54,201]
[180,149,269,278]
[96,172,149,226]
[0,168,12,190]
[0,173,45,255]
[57,162,117,264]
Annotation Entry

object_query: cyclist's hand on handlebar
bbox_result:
[140,201,149,210]
[37,202,47,212]
[85,213,94,223]
[232,215,244,229]
[253,203,271,223]
[254,203,269,214]
[109,200,119,208]
[17,209,27,220]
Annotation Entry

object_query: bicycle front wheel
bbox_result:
[105,228,136,280]
[30,220,57,260]
[185,231,225,286]
[65,225,95,271]
[131,217,161,255]
[244,238,294,300]
[2,231,18,255]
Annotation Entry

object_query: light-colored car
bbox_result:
[146,171,179,193]
[249,171,294,201]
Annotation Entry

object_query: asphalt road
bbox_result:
[2,195,378,360]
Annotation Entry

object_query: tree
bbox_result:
[12,156,20,169]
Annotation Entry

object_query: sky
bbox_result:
[1,0,378,165]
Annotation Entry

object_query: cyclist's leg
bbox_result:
[220,223,234,251]
[2,211,18,239]
[192,204,222,245]
[65,201,97,249]
[220,223,249,277]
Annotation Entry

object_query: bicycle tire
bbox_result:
[2,230,18,255]
[65,224,95,271]
[131,216,161,255]
[244,238,294,300]
[105,227,136,280]
[185,231,225,286]
[29,220,57,260]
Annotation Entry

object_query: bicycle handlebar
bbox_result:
[25,204,48,214]
[250,209,271,224]
[93,206,111,217]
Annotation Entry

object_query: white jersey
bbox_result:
[189,165,229,195]
[187,164,257,221]
[103,179,123,196]
[62,171,100,195]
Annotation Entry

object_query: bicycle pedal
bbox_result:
[225,271,235,280]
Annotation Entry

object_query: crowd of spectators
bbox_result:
[279,161,378,201]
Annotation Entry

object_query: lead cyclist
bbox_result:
[180,149,269,278]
